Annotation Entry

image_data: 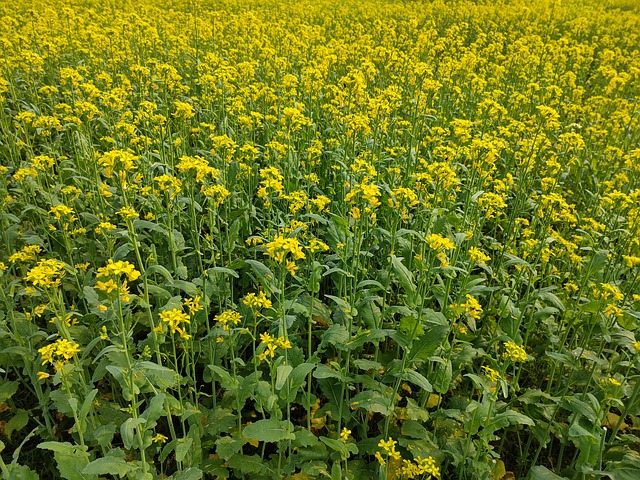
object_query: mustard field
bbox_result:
[1,0,639,478]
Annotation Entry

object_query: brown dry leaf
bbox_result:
[603,412,627,431]
[427,394,440,409]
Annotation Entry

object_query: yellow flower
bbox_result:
[202,184,230,207]
[503,341,528,362]
[160,308,191,338]
[117,206,139,220]
[377,437,401,460]
[469,247,490,264]
[340,428,351,442]
[481,366,501,382]
[184,296,203,315]
[49,204,74,220]
[152,433,169,443]
[426,233,455,252]
[26,259,66,288]
[37,371,51,381]
[243,291,272,309]
[215,310,242,331]
[461,294,482,319]
[9,245,42,263]
[264,234,306,263]
[258,332,291,361]
[286,260,299,275]
[96,259,141,282]
[153,174,183,199]
[306,238,330,254]
[38,338,81,370]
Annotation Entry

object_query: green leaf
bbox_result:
[171,280,198,296]
[144,264,174,283]
[345,329,392,350]
[244,260,279,293]
[227,454,264,474]
[399,316,424,339]
[408,310,449,361]
[320,324,349,349]
[170,468,204,480]
[133,219,169,236]
[6,464,40,480]
[208,365,239,391]
[276,365,293,390]
[390,255,416,294]
[325,295,356,318]
[38,442,94,480]
[78,389,98,428]
[0,381,19,402]
[320,436,350,461]
[353,359,383,371]
[5,409,29,440]
[121,418,145,450]
[350,390,393,415]
[402,419,428,439]
[92,424,116,447]
[603,454,640,480]
[82,456,138,476]
[82,286,99,306]
[215,436,246,461]
[527,465,568,479]
[135,362,178,390]
[431,360,453,394]
[401,369,433,392]
[140,393,166,429]
[207,267,239,278]
[242,418,295,443]
[176,437,193,463]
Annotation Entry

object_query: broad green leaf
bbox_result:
[6,464,40,480]
[242,418,295,443]
[38,442,94,480]
[121,418,145,450]
[350,390,393,415]
[227,454,264,474]
[320,324,349,349]
[215,436,246,461]
[408,311,449,361]
[401,369,433,392]
[603,454,640,480]
[208,365,239,391]
[390,255,416,294]
[82,456,138,476]
[320,436,356,461]
[4,409,29,440]
[176,437,193,463]
[140,393,166,429]
[207,267,239,278]
[0,381,19,402]
[170,468,204,480]
[276,365,293,390]
[527,465,568,479]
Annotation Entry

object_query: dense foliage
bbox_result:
[1,0,639,479]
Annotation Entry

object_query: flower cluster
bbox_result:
[215,310,243,331]
[503,341,528,362]
[242,291,272,310]
[258,332,292,361]
[157,308,191,340]
[37,338,81,376]
[264,234,306,264]
[26,258,66,288]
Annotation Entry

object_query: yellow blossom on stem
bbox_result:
[503,341,528,362]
